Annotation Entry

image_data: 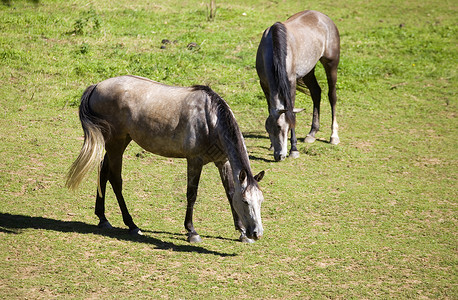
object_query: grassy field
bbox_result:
[1,0,457,298]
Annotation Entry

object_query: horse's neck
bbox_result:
[215,107,252,179]
[224,139,249,177]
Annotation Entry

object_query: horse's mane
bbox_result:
[192,85,255,182]
[271,22,295,127]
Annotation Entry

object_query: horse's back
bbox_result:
[287,11,339,47]
[285,10,337,32]
[283,10,340,75]
[93,75,185,112]
[89,76,215,158]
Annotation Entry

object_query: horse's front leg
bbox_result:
[185,158,203,243]
[289,128,300,158]
[260,81,275,152]
[215,161,254,243]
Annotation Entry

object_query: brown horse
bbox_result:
[256,10,340,161]
[66,75,265,243]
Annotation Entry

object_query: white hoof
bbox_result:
[305,135,316,143]
[289,150,300,159]
[330,136,340,145]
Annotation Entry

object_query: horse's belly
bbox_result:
[134,138,185,158]
[295,63,316,78]
[129,129,212,159]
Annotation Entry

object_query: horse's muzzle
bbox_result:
[247,227,263,240]
[251,233,262,240]
[274,152,286,161]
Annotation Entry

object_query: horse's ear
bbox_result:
[278,108,304,115]
[238,169,247,186]
[254,171,265,182]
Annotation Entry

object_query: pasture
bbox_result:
[0,0,456,298]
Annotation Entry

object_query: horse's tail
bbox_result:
[66,84,108,196]
[271,22,295,127]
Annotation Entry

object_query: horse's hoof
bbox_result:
[97,220,113,229]
[129,228,143,236]
[330,137,340,145]
[305,135,316,143]
[187,234,202,243]
[289,150,300,159]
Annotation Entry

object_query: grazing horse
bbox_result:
[66,75,265,243]
[256,10,340,161]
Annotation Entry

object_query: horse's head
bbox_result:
[232,169,265,240]
[265,109,290,161]
[265,108,304,161]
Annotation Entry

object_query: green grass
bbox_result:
[0,0,457,298]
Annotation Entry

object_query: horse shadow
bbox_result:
[0,213,236,257]
[249,155,275,163]
[243,131,277,163]
[244,131,332,161]
[242,132,269,141]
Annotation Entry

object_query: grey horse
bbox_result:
[256,10,341,161]
[66,75,265,243]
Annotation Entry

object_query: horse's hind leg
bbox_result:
[105,137,141,235]
[322,58,340,145]
[302,68,322,143]
[95,153,113,229]
[184,158,203,243]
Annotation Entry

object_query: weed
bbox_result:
[78,42,90,55]
[70,8,101,35]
